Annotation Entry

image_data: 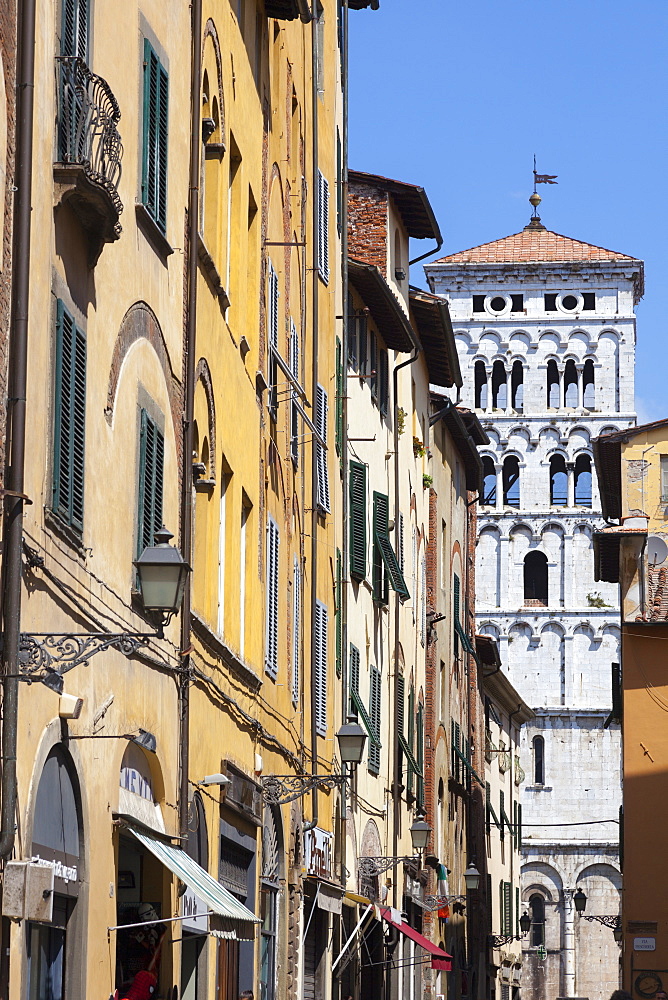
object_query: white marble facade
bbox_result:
[426,227,642,1000]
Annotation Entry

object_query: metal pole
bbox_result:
[0,0,37,861]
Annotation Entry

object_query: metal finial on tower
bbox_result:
[526,155,557,230]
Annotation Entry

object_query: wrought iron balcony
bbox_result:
[54,56,123,265]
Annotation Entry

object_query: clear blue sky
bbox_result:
[348,0,668,423]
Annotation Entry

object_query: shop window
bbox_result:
[511,360,523,411]
[574,454,592,507]
[529,893,545,946]
[491,360,507,409]
[550,455,568,506]
[547,359,560,408]
[474,360,488,409]
[532,735,545,784]
[564,359,578,408]
[524,551,548,605]
[481,457,496,505]
[583,359,595,409]
[502,456,520,507]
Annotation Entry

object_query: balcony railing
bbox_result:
[55,56,123,262]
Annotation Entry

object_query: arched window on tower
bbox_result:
[547,359,560,409]
[491,360,507,410]
[502,456,520,507]
[549,455,568,505]
[474,360,488,410]
[564,359,578,408]
[481,457,496,506]
[532,734,545,784]
[524,551,548,605]
[574,454,592,507]
[511,360,524,411]
[583,359,595,409]
[529,893,546,946]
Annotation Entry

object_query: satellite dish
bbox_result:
[647,535,668,567]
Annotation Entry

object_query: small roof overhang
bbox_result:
[593,526,646,584]
[594,418,668,520]
[348,258,416,352]
[409,287,462,389]
[430,401,488,492]
[349,170,441,243]
[380,908,452,971]
[264,0,311,20]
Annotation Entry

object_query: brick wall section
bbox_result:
[0,0,17,475]
[347,180,387,275]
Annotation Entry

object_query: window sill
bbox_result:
[526,784,552,792]
[197,234,230,310]
[191,611,262,692]
[135,203,174,262]
[44,507,87,559]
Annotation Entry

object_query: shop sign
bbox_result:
[118,745,165,833]
[634,938,656,951]
[181,887,208,933]
[304,827,332,881]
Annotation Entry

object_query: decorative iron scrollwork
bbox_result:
[261,774,345,805]
[584,914,621,928]
[357,856,419,878]
[18,632,148,678]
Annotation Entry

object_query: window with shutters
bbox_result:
[420,559,427,646]
[52,300,87,533]
[137,408,164,558]
[335,549,342,678]
[660,456,668,503]
[397,512,404,573]
[349,644,380,759]
[61,0,89,59]
[349,462,367,580]
[369,666,381,774]
[314,600,328,737]
[317,170,329,284]
[378,349,389,417]
[291,557,300,704]
[268,261,279,420]
[265,517,279,679]
[335,337,343,457]
[407,685,415,796]
[141,39,169,233]
[416,703,424,806]
[373,492,409,602]
[315,385,330,513]
[500,881,512,935]
[289,319,299,463]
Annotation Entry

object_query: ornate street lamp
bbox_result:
[574,889,587,914]
[261,719,367,805]
[463,863,481,891]
[14,527,189,692]
[409,809,431,854]
[520,910,531,935]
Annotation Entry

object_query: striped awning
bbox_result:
[128,825,260,940]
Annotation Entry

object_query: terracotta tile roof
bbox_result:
[434,224,640,265]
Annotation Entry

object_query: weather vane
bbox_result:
[530,154,558,219]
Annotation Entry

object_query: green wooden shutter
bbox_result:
[407,686,415,795]
[137,408,164,557]
[499,881,504,934]
[370,330,377,400]
[349,643,360,717]
[142,39,169,232]
[347,292,357,369]
[369,665,381,774]
[335,548,342,678]
[335,336,343,457]
[499,789,505,841]
[454,573,460,656]
[378,349,389,417]
[265,516,280,678]
[314,600,328,737]
[373,492,408,600]
[358,314,367,375]
[61,0,88,58]
[349,461,367,580]
[516,887,520,938]
[416,703,424,806]
[53,300,86,532]
[503,882,512,936]
[315,384,330,513]
[397,674,405,737]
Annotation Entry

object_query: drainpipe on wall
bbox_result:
[391,333,421,908]
[304,0,320,836]
[0,0,37,862]
[179,0,203,844]
[339,0,349,853]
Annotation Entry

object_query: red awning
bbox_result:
[380,908,452,972]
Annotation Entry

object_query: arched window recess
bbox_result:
[481,456,496,506]
[524,550,548,606]
[502,456,520,508]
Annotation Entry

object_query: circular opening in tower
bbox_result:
[490,296,506,313]
[561,294,578,311]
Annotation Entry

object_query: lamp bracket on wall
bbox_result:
[6,631,156,692]
[261,773,345,805]
[583,914,620,928]
[357,856,420,878]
